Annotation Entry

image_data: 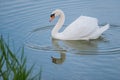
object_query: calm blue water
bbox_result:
[0,0,120,80]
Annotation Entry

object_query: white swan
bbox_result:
[49,9,109,40]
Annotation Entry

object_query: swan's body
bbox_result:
[50,9,109,40]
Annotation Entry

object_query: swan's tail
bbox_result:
[89,24,109,39]
[99,24,109,33]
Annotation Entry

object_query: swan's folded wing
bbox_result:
[62,16,99,39]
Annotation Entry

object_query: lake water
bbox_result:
[0,0,120,80]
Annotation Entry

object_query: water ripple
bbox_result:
[25,24,120,55]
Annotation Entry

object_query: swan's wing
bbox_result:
[62,16,99,39]
[89,24,109,39]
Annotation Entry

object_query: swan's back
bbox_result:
[62,16,99,40]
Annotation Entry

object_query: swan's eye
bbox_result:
[50,13,55,17]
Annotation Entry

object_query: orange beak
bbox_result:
[49,16,55,22]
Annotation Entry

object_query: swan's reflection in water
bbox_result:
[51,38,101,64]
[27,34,104,64]
[51,53,66,64]
[51,39,66,64]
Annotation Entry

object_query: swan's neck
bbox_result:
[52,12,65,38]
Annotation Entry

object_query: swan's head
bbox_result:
[49,9,64,22]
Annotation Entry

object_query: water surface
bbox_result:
[0,0,120,80]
